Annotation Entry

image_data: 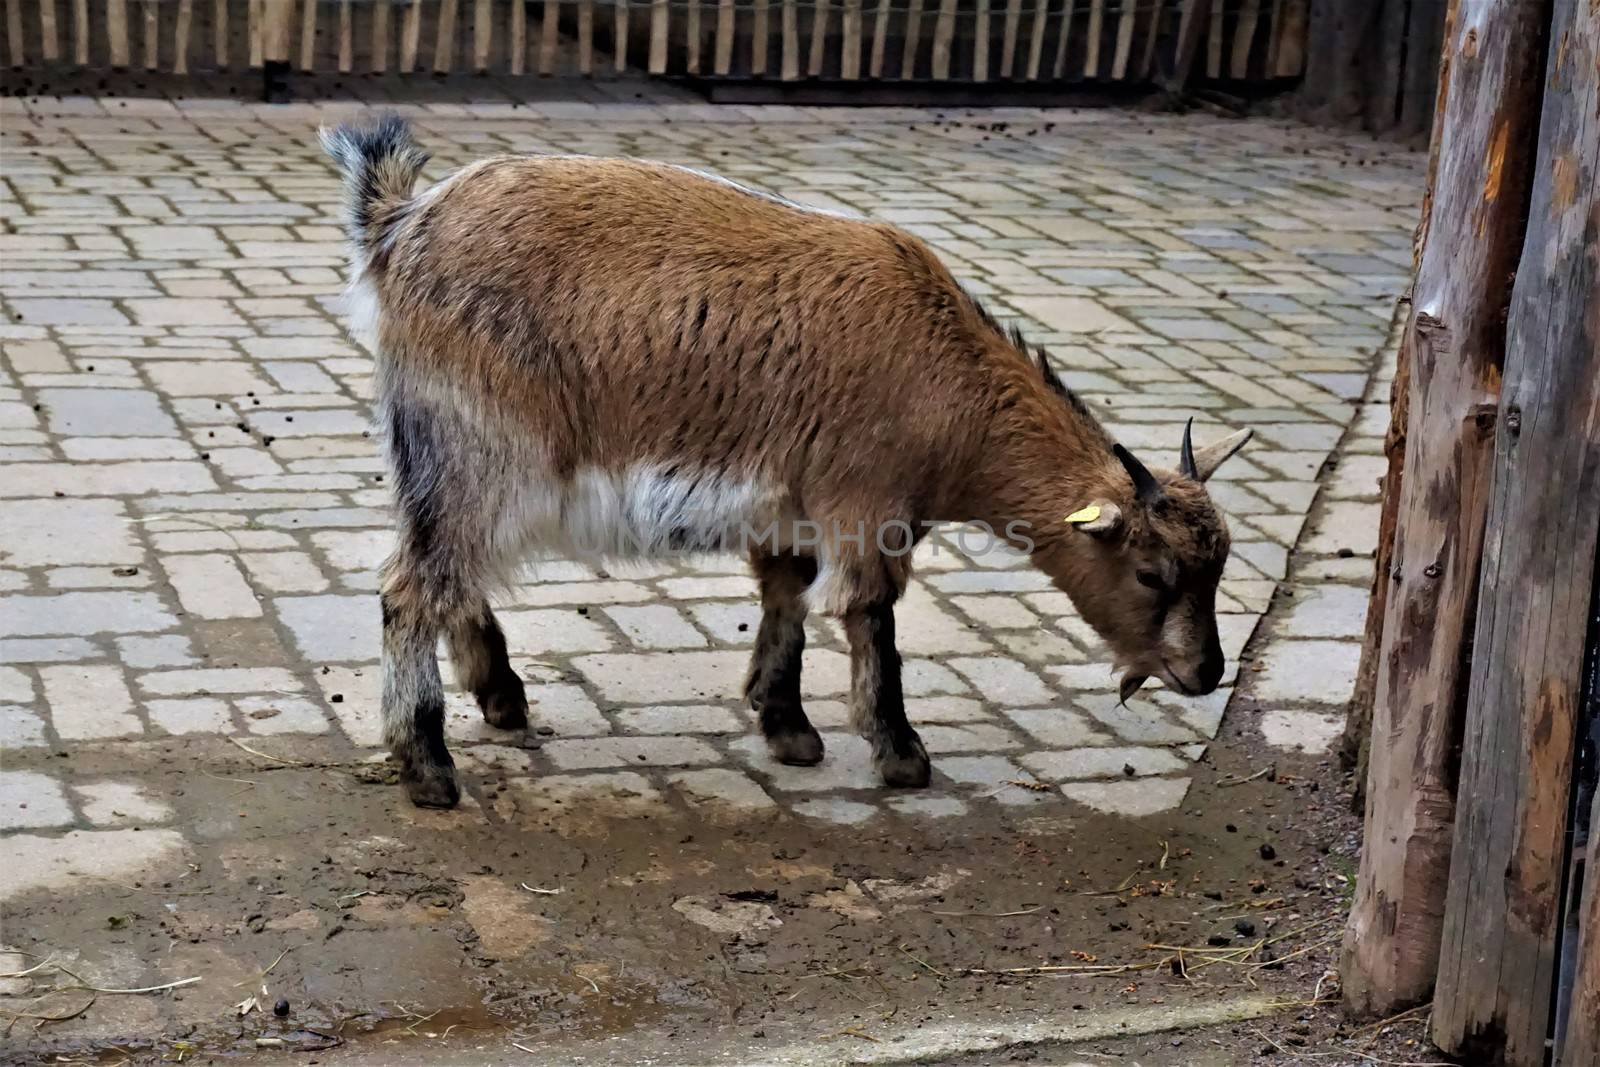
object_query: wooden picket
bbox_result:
[0,0,1314,85]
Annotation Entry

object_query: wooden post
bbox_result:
[1299,0,1445,138]
[931,0,955,80]
[613,0,627,73]
[433,0,460,72]
[1431,1,1600,1059]
[973,0,989,81]
[174,0,192,71]
[472,0,491,71]
[1564,782,1600,1065]
[1024,0,1046,80]
[649,0,668,73]
[539,0,557,73]
[1340,0,1550,1018]
[1343,32,1455,808]
[780,0,796,78]
[807,0,828,76]
[40,0,59,61]
[578,0,592,73]
[900,0,921,78]
[752,0,768,74]
[5,0,24,65]
[839,0,860,79]
[1343,310,1409,809]
[299,0,316,71]
[1163,0,1209,92]
[715,0,734,74]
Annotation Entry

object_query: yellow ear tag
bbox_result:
[1065,505,1101,525]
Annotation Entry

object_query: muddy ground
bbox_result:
[2,695,1455,1067]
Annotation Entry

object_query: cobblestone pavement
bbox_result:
[1,94,1414,893]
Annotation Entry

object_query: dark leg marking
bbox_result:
[381,590,460,808]
[448,602,529,731]
[844,593,930,788]
[746,552,824,766]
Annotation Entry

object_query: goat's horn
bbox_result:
[1180,417,1198,480]
[1113,444,1164,506]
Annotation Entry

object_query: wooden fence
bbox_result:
[0,0,1305,83]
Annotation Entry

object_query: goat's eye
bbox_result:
[1136,570,1164,591]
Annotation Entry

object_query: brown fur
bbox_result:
[322,117,1250,805]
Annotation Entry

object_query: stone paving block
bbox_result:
[147,697,233,734]
[236,694,329,734]
[1076,693,1201,745]
[1,461,217,498]
[947,657,1055,706]
[731,732,879,791]
[0,707,49,747]
[1251,639,1363,705]
[1276,583,1369,638]
[668,768,778,817]
[615,704,743,734]
[602,605,708,649]
[0,498,141,566]
[0,637,100,663]
[0,666,34,703]
[792,798,877,824]
[274,594,378,661]
[904,696,989,723]
[498,609,616,656]
[164,553,262,619]
[0,770,75,829]
[1001,707,1110,747]
[0,829,188,900]
[138,666,302,696]
[40,664,140,739]
[687,601,761,644]
[1259,709,1344,753]
[1060,777,1192,816]
[117,634,198,668]
[918,723,1020,753]
[544,735,721,770]
[36,388,178,436]
[1021,746,1188,781]
[73,780,174,825]
[239,551,330,593]
[525,683,612,737]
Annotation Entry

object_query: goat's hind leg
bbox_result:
[448,602,528,730]
[380,567,461,808]
[746,551,824,766]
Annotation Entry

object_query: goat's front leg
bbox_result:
[746,551,824,765]
[843,591,930,788]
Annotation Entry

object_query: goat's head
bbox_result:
[1052,420,1253,702]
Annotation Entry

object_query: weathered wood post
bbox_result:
[1340,0,1550,1016]
[1430,0,1600,1059]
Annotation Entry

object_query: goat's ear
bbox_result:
[1066,501,1123,538]
[1189,427,1254,482]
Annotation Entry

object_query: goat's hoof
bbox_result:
[767,727,825,766]
[477,678,529,731]
[402,764,461,808]
[876,741,931,789]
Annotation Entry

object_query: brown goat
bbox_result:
[322,116,1251,808]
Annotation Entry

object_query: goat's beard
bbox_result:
[1118,672,1149,706]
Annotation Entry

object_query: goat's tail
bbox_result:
[319,114,430,263]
